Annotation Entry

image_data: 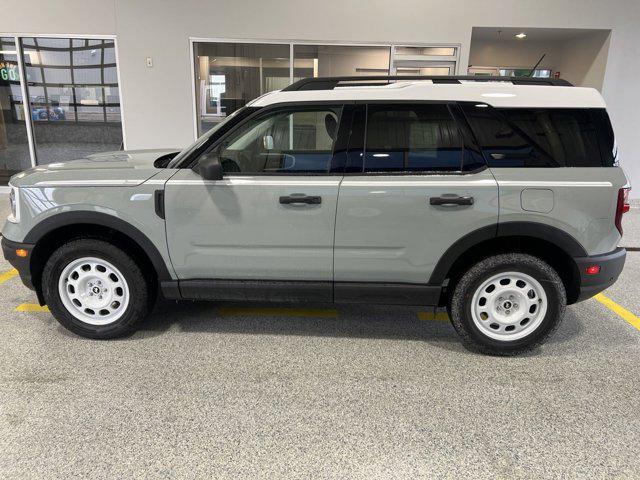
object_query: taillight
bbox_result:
[585,265,601,275]
[615,187,631,236]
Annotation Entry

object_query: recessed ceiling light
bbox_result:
[515,32,527,39]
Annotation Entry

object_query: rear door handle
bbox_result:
[279,194,322,205]
[429,194,474,206]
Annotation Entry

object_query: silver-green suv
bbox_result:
[2,76,630,354]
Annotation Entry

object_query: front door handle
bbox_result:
[429,194,474,206]
[279,194,322,205]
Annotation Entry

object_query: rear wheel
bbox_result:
[42,239,151,339]
[448,253,566,355]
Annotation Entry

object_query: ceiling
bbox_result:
[471,27,611,43]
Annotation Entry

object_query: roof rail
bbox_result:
[282,75,573,91]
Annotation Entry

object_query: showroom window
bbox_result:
[0,37,31,183]
[293,44,391,79]
[193,42,291,135]
[212,106,342,174]
[0,34,123,183]
[20,37,123,165]
[392,45,459,75]
[192,40,459,137]
[363,104,463,173]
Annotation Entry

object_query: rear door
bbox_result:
[164,104,349,299]
[333,102,499,301]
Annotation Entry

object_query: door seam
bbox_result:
[331,175,345,303]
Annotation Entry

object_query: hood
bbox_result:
[9,148,180,188]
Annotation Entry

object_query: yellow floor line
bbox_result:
[594,293,640,331]
[15,303,49,312]
[0,268,18,284]
[418,311,450,321]
[217,306,338,318]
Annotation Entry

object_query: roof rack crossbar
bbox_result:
[282,75,573,91]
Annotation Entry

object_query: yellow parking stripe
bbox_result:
[0,268,18,284]
[217,306,338,318]
[418,311,449,321]
[594,293,640,331]
[15,303,49,312]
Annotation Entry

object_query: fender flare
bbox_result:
[24,211,173,281]
[428,221,587,284]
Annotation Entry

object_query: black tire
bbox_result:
[42,239,152,339]
[448,253,566,355]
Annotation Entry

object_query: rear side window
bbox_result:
[461,104,615,167]
[363,104,463,172]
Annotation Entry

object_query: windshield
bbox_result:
[168,107,252,168]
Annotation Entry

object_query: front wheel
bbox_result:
[42,239,152,339]
[448,253,566,355]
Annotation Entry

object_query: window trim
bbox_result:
[186,101,351,176]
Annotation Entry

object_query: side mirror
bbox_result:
[196,154,223,181]
[262,135,274,151]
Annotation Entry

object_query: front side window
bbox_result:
[363,104,463,173]
[214,107,342,174]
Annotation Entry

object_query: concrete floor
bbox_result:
[0,196,639,479]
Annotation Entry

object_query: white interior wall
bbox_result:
[469,31,612,90]
[559,32,612,89]
[469,39,565,73]
[3,0,640,196]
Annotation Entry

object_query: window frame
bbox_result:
[185,101,351,176]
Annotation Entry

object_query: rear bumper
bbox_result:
[574,247,626,302]
[1,236,35,290]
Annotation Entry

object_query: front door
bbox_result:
[164,105,346,300]
[333,102,499,301]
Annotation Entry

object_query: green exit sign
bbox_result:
[0,61,20,82]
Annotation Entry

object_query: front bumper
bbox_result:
[574,247,626,302]
[1,236,35,290]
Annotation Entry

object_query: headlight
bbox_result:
[8,186,19,223]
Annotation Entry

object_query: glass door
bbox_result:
[20,37,123,165]
[0,37,32,183]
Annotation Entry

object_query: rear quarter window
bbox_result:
[461,104,615,167]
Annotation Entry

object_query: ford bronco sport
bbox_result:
[2,76,630,354]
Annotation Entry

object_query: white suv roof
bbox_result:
[249,77,605,109]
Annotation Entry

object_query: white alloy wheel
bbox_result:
[57,257,130,325]
[470,271,547,341]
